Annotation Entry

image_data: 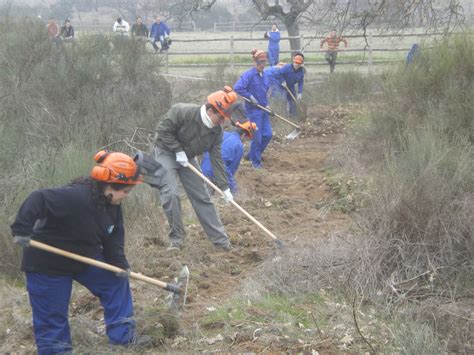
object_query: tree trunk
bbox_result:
[284,19,300,53]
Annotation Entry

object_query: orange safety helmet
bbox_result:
[207,86,238,118]
[252,48,267,61]
[293,53,304,65]
[91,150,142,185]
[236,120,258,139]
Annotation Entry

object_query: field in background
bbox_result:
[73,28,449,77]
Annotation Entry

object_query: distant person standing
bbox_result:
[405,43,420,66]
[131,16,149,39]
[47,18,61,44]
[150,16,171,53]
[60,19,74,41]
[320,29,348,73]
[265,23,280,66]
[113,17,130,35]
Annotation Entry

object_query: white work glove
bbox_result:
[176,151,188,167]
[222,188,233,203]
[249,95,259,106]
[297,93,303,101]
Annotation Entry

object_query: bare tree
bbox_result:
[94,0,217,25]
[250,0,465,52]
[252,0,313,51]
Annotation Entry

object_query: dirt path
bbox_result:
[1,104,353,353]
[128,105,354,350]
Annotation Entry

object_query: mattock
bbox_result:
[27,240,190,309]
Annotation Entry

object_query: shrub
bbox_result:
[351,34,474,301]
[364,34,474,150]
[310,71,375,104]
[0,18,172,276]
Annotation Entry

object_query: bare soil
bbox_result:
[128,103,355,352]
[1,103,357,353]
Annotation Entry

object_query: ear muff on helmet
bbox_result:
[91,165,112,182]
[94,150,109,163]
[236,120,257,139]
[91,150,142,185]
[207,86,238,118]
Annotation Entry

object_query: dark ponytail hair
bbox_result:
[71,177,131,208]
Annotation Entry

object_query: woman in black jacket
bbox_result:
[11,150,141,354]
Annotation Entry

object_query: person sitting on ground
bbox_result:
[320,29,348,73]
[131,16,149,39]
[10,151,143,354]
[113,17,130,35]
[60,19,74,41]
[150,16,171,53]
[150,86,240,251]
[234,49,271,169]
[201,113,257,194]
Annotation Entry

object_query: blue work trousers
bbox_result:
[248,110,272,168]
[26,262,134,354]
[287,91,298,117]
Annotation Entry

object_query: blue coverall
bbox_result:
[278,63,305,117]
[201,131,244,193]
[150,22,171,51]
[265,65,285,99]
[267,31,281,66]
[234,67,271,169]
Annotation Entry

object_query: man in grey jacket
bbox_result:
[153,86,239,251]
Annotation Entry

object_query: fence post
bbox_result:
[300,33,304,53]
[230,36,235,71]
[214,23,217,33]
[368,32,373,74]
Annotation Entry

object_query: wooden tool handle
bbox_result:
[29,240,170,290]
[242,96,301,129]
[186,164,280,242]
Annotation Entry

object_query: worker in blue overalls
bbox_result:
[265,23,281,66]
[201,119,257,194]
[264,62,286,99]
[234,49,271,169]
[278,52,305,118]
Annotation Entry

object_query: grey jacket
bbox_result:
[155,103,229,190]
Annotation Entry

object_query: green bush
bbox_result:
[365,34,474,149]
[310,71,376,104]
[351,33,474,303]
[0,18,172,276]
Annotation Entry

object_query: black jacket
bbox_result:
[60,25,74,38]
[10,183,130,275]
